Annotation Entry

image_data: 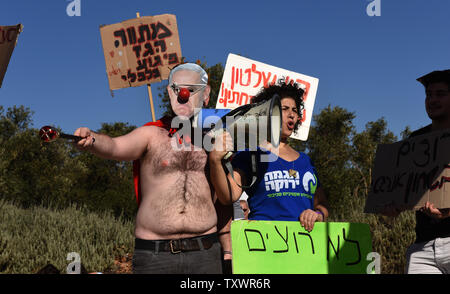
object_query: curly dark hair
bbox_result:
[251,78,305,132]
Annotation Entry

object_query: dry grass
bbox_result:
[0,199,134,274]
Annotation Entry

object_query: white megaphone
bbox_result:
[205,94,282,160]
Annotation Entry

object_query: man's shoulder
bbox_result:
[141,120,165,128]
[409,124,432,138]
[134,123,166,138]
[138,117,173,135]
[124,122,170,154]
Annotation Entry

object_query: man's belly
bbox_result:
[135,171,217,240]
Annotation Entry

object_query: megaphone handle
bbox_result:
[223,151,233,161]
[223,153,257,190]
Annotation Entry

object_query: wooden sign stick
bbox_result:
[136,12,156,122]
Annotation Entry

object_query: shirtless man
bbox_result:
[74,63,223,274]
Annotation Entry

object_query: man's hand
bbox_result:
[420,201,450,220]
[299,209,322,232]
[73,127,96,150]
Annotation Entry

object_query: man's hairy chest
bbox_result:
[145,131,208,175]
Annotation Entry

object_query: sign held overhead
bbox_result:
[216,54,319,141]
[0,24,23,88]
[100,14,182,91]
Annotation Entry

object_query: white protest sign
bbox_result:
[216,53,319,141]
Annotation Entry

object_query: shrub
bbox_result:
[327,192,416,274]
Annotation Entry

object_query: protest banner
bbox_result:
[0,24,23,88]
[231,220,373,274]
[365,129,450,213]
[216,54,319,141]
[99,14,182,91]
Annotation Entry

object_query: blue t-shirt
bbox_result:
[232,149,320,221]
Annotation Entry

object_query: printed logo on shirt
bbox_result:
[264,169,317,200]
[264,170,300,192]
[303,171,318,195]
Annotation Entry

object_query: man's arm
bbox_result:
[74,126,155,161]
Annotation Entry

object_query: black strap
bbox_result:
[223,152,258,189]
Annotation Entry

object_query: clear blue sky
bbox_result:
[1,0,449,138]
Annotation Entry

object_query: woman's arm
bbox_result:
[208,132,244,205]
[313,187,329,221]
[299,187,329,232]
[209,155,244,206]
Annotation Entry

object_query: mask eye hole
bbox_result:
[170,84,181,94]
[171,83,205,96]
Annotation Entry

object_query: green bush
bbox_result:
[327,192,416,274]
[0,199,134,274]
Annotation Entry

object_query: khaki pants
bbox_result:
[405,237,450,274]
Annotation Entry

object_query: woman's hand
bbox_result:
[209,131,233,162]
[299,209,323,232]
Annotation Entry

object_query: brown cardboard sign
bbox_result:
[0,24,23,88]
[100,14,182,91]
[365,129,450,213]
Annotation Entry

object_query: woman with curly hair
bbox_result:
[209,79,329,231]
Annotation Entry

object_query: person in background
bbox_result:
[382,69,450,274]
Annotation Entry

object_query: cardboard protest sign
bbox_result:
[0,24,23,88]
[100,14,182,90]
[216,54,319,141]
[365,129,450,213]
[231,220,373,274]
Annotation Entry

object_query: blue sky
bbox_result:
[1,0,449,139]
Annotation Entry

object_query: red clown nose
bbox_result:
[178,88,190,103]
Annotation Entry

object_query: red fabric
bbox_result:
[133,116,177,206]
